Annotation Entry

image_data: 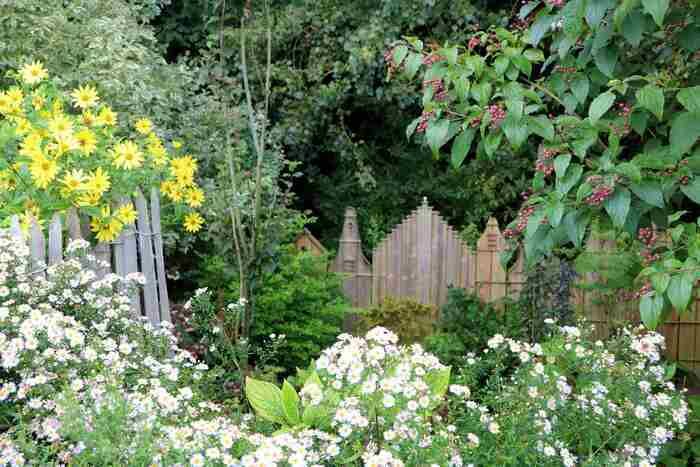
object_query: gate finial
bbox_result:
[422,196,428,207]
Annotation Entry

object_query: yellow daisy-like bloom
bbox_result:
[170,155,197,186]
[183,212,204,233]
[51,98,64,116]
[18,132,43,159]
[86,167,111,196]
[90,214,122,242]
[60,169,87,195]
[19,61,48,85]
[70,85,100,109]
[75,128,97,155]
[172,140,183,149]
[111,140,143,170]
[31,91,46,111]
[115,203,137,224]
[13,118,32,136]
[19,206,45,233]
[161,179,183,202]
[97,106,117,126]
[185,186,205,208]
[76,191,101,207]
[81,110,96,127]
[29,153,59,189]
[0,170,16,192]
[147,140,168,166]
[134,118,153,135]
[0,92,12,115]
[48,113,74,140]
[49,134,80,157]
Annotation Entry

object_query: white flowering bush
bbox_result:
[0,229,691,466]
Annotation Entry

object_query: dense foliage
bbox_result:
[358,297,438,343]
[395,0,700,328]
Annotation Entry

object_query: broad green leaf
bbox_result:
[571,75,590,105]
[494,56,510,75]
[440,46,459,65]
[678,87,700,113]
[586,0,615,28]
[519,1,541,19]
[614,0,641,29]
[563,210,589,247]
[557,164,583,195]
[404,53,423,80]
[594,46,618,77]
[426,367,451,399]
[245,377,286,425]
[512,55,532,77]
[616,162,642,184]
[454,76,471,102]
[527,115,555,141]
[281,381,301,426]
[589,91,616,125]
[678,24,700,52]
[471,82,493,106]
[636,84,664,120]
[527,13,556,45]
[554,153,572,179]
[630,110,649,135]
[502,115,529,149]
[576,182,593,202]
[667,273,693,312]
[630,181,665,207]
[392,45,409,66]
[640,293,663,329]
[406,117,420,140]
[621,10,644,46]
[484,132,502,157]
[451,128,476,168]
[603,187,631,227]
[651,272,671,294]
[426,119,451,156]
[641,0,669,26]
[680,178,700,203]
[523,49,545,62]
[670,112,700,156]
[548,201,565,227]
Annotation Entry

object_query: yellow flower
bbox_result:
[97,106,117,126]
[172,140,183,149]
[90,213,122,242]
[29,153,59,189]
[19,206,44,233]
[111,140,143,170]
[75,129,97,155]
[86,167,111,196]
[51,98,64,115]
[31,91,46,111]
[183,212,204,233]
[134,118,153,135]
[76,191,101,207]
[13,118,32,136]
[48,114,74,140]
[18,132,43,159]
[115,203,137,224]
[71,85,100,109]
[161,179,183,202]
[170,155,197,186]
[81,110,96,127]
[185,186,205,208]
[49,134,79,157]
[19,61,48,85]
[147,140,168,166]
[60,169,87,194]
[0,170,16,192]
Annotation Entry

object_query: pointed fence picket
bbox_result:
[2,190,171,326]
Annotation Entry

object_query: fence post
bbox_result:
[135,189,160,326]
[150,187,171,323]
[333,207,362,307]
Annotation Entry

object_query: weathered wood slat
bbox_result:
[47,213,63,266]
[66,208,82,240]
[151,188,171,323]
[135,190,160,326]
[29,217,46,274]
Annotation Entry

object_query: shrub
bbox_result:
[359,297,437,344]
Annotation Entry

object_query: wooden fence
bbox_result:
[3,188,170,325]
[331,199,700,369]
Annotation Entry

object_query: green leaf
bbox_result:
[406,117,420,140]
[630,181,665,207]
[451,128,476,168]
[640,293,664,329]
[484,132,502,157]
[589,91,616,125]
[614,0,641,29]
[523,49,545,62]
[621,10,644,46]
[594,46,618,77]
[425,367,451,399]
[281,381,301,426]
[494,56,510,75]
[678,87,700,113]
[680,178,700,203]
[392,45,409,66]
[440,46,459,65]
[576,182,593,202]
[471,81,493,106]
[454,76,471,102]
[586,0,614,28]
[527,13,556,45]
[616,162,642,184]
[641,0,669,26]
[426,119,451,156]
[571,75,590,105]
[554,153,572,179]
[548,201,565,227]
[527,115,555,141]
[563,210,589,247]
[245,377,286,425]
[502,115,529,149]
[651,272,671,294]
[557,164,583,195]
[404,53,423,80]
[630,110,649,135]
[512,55,532,77]
[671,113,700,156]
[667,273,693,312]
[519,1,541,19]
[636,84,664,120]
[603,187,631,227]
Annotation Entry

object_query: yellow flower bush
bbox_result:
[0,62,205,241]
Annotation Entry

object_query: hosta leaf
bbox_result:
[641,0,669,26]
[245,377,286,425]
[281,380,301,426]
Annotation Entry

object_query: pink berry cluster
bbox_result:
[547,0,565,7]
[468,36,481,50]
[635,282,653,299]
[617,102,632,118]
[422,54,444,66]
[415,110,435,134]
[638,227,658,247]
[383,47,402,75]
[424,78,448,101]
[640,248,661,266]
[487,104,506,129]
[535,148,557,177]
[504,205,536,239]
[555,66,577,73]
[583,175,615,206]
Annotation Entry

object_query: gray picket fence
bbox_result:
[4,188,171,325]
